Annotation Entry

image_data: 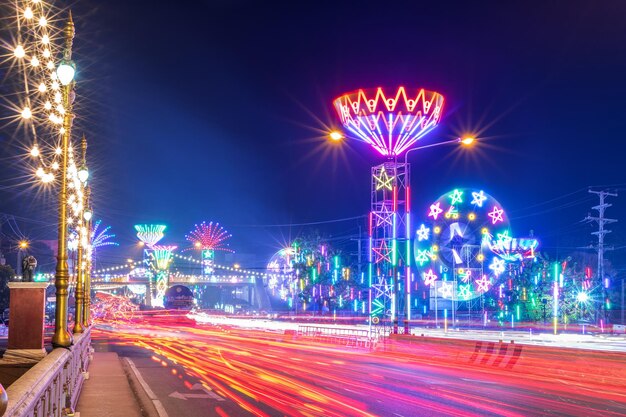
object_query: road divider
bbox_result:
[387,334,626,387]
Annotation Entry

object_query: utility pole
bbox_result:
[585,189,618,324]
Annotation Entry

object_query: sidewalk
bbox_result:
[76,352,143,417]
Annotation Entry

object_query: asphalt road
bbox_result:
[91,315,626,417]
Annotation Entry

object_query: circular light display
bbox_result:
[414,188,511,300]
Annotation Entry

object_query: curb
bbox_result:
[121,357,168,417]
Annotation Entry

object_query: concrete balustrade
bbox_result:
[2,329,91,417]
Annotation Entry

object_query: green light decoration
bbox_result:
[149,245,177,306]
[371,299,385,316]
[134,224,166,247]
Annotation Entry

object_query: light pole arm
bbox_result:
[403,137,462,166]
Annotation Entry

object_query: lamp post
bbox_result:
[401,136,475,324]
[73,135,88,334]
[83,189,92,328]
[52,12,76,348]
[327,131,475,326]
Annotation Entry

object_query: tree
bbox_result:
[0,264,16,311]
[290,234,364,315]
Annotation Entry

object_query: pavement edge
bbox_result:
[121,357,168,417]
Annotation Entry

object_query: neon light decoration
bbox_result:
[91,220,118,249]
[185,221,233,252]
[333,87,445,157]
[150,245,177,307]
[135,224,166,247]
[414,188,512,300]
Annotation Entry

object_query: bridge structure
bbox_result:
[89,253,290,312]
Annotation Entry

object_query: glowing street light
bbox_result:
[460,136,475,146]
[56,59,76,86]
[52,12,77,348]
[328,130,344,142]
[19,241,29,249]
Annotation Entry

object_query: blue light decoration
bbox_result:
[414,188,539,302]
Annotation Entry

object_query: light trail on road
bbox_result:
[92,313,626,417]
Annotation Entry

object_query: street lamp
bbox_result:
[328,130,344,142]
[403,135,476,165]
[52,12,76,348]
[73,135,88,334]
[83,187,93,328]
[330,128,476,323]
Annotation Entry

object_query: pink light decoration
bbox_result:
[488,206,505,224]
[423,269,438,286]
[185,221,234,252]
[333,87,444,157]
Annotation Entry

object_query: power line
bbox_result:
[232,214,367,228]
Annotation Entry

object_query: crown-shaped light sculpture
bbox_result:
[333,87,444,157]
[151,245,177,270]
[134,224,166,248]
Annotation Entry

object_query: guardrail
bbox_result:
[2,329,91,417]
[386,334,626,387]
[297,325,377,349]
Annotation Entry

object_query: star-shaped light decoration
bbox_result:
[471,190,487,207]
[489,257,506,276]
[428,202,443,220]
[423,269,438,286]
[458,284,472,300]
[475,274,491,292]
[416,224,430,241]
[374,167,394,191]
[496,230,513,246]
[374,205,393,227]
[373,240,391,264]
[438,282,453,298]
[488,206,504,224]
[449,189,463,205]
[415,249,431,266]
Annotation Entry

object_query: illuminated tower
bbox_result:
[150,245,177,307]
[333,87,444,322]
[135,224,166,305]
[185,222,233,279]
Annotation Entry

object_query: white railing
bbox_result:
[2,329,91,417]
[297,325,377,349]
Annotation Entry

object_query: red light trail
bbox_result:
[92,314,626,417]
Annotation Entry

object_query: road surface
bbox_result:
[92,314,626,416]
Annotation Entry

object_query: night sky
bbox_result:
[2,1,626,269]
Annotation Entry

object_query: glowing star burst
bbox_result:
[185,221,233,252]
[458,284,472,300]
[91,220,118,249]
[135,224,166,247]
[374,167,394,190]
[488,206,505,224]
[471,190,487,207]
[428,202,443,220]
[475,275,491,292]
[423,269,438,286]
[438,282,453,298]
[449,189,463,205]
[416,224,430,241]
[333,87,445,157]
[489,257,506,276]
